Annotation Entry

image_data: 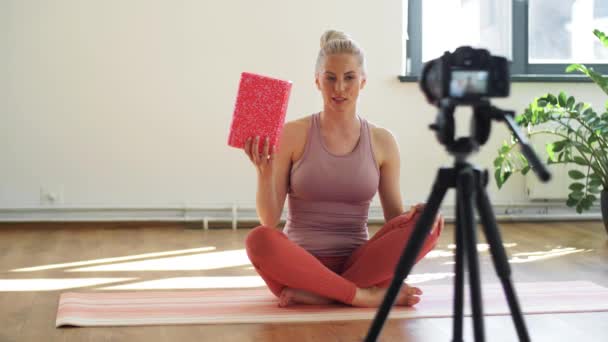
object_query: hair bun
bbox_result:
[320,30,350,49]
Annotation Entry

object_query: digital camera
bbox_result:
[420,46,510,105]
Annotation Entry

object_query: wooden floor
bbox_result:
[0,220,607,342]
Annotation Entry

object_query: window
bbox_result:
[403,0,608,80]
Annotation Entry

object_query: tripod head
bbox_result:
[429,99,551,182]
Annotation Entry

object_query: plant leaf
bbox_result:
[581,196,594,211]
[499,142,510,154]
[568,170,586,179]
[494,156,505,167]
[571,141,592,154]
[569,182,585,191]
[495,168,511,189]
[585,67,608,95]
[594,29,608,48]
[572,156,587,165]
[566,96,575,109]
[552,140,567,152]
[583,107,594,116]
[589,186,602,194]
[570,190,584,200]
[558,92,568,107]
[590,174,603,185]
[566,62,608,95]
[589,135,598,144]
[547,93,558,105]
[589,178,603,187]
[546,143,556,161]
[566,63,586,74]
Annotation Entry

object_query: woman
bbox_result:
[243,30,443,307]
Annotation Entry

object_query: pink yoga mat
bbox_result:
[56,281,608,327]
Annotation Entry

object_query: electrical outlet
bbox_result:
[504,207,524,215]
[40,186,64,205]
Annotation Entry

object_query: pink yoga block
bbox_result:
[227,72,292,151]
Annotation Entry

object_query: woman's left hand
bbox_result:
[409,203,443,232]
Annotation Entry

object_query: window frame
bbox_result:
[400,0,608,82]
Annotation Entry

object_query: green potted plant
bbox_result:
[494,29,608,235]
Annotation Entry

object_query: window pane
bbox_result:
[421,0,511,62]
[529,0,608,64]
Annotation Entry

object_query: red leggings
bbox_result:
[245,207,443,305]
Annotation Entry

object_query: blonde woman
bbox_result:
[244,30,443,307]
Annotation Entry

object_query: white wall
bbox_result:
[1,0,606,213]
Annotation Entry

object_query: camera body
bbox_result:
[420,46,510,105]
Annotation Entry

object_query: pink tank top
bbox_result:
[283,113,380,257]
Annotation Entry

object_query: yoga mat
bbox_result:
[56,281,608,327]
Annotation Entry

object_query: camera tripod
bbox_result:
[364,101,550,342]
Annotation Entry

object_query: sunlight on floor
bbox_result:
[445,243,518,251]
[441,246,589,265]
[425,249,455,258]
[510,247,589,263]
[11,246,216,272]
[66,249,250,272]
[0,278,136,291]
[0,243,592,292]
[430,243,517,260]
[99,276,266,290]
[406,272,455,284]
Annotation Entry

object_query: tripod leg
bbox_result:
[476,178,531,342]
[452,196,465,342]
[364,168,451,342]
[458,168,485,342]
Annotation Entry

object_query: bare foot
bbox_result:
[278,288,335,307]
[351,284,422,308]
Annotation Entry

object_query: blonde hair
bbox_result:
[315,30,366,76]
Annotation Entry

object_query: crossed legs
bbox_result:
[245,206,443,307]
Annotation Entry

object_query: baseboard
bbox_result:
[0,202,602,228]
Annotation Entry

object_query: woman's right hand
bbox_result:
[244,136,274,176]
